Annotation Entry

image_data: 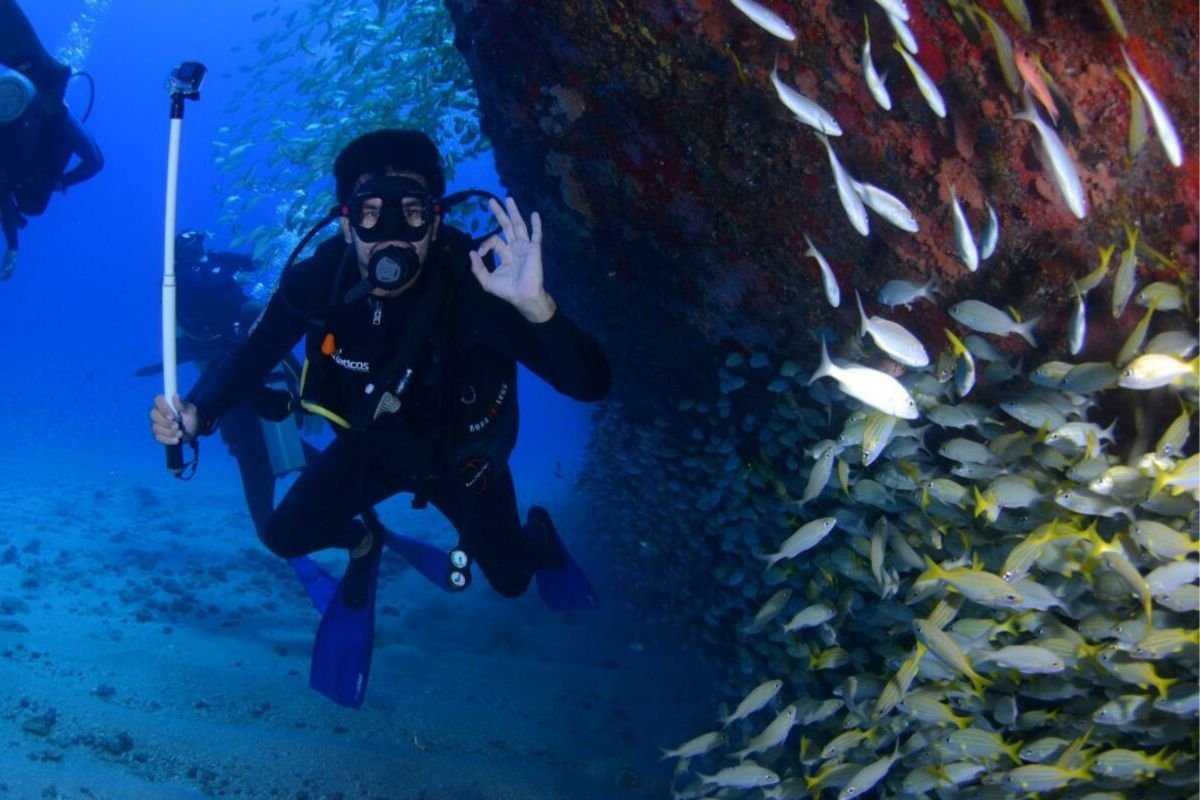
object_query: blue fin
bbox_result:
[289,556,337,614]
[536,554,600,611]
[383,531,458,592]
[309,556,379,709]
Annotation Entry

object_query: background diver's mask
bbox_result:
[0,66,36,125]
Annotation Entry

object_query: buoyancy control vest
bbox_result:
[296,227,519,483]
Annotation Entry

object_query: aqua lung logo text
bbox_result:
[332,350,371,373]
[467,381,508,433]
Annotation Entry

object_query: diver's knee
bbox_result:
[260,515,299,559]
[486,568,533,599]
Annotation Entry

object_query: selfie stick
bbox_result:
[162,62,206,476]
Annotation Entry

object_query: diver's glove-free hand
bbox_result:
[150,394,201,445]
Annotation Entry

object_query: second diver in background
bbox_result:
[0,0,104,280]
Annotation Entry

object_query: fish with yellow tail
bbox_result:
[893,41,946,118]
[1097,0,1128,38]
[942,329,976,397]
[1118,353,1199,390]
[1112,223,1139,318]
[915,619,992,695]
[918,555,1024,608]
[1114,67,1149,158]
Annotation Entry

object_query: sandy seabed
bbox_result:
[0,464,707,800]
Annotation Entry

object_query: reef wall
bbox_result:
[442,0,1197,411]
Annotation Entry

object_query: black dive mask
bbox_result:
[345,175,436,243]
[278,186,505,315]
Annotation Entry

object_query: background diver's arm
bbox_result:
[59,111,103,189]
[0,190,20,254]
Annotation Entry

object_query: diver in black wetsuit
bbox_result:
[149,129,611,607]
[0,0,104,280]
[139,230,315,540]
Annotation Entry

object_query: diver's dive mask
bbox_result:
[344,175,438,244]
[279,184,503,314]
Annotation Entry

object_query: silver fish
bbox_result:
[872,0,910,22]
[660,730,728,760]
[878,278,937,308]
[950,186,979,272]
[1121,46,1183,167]
[771,66,842,136]
[699,762,780,789]
[949,300,1039,346]
[855,291,930,367]
[816,132,870,236]
[861,18,892,111]
[804,232,841,308]
[979,202,1000,259]
[1069,281,1086,355]
[721,679,784,726]
[782,602,836,632]
[853,180,919,232]
[810,339,919,419]
[887,10,919,54]
[1011,93,1087,219]
[760,517,839,569]
[729,0,796,42]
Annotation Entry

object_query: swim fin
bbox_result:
[536,554,600,611]
[383,531,463,592]
[308,553,379,709]
[384,516,599,610]
[526,506,599,612]
[289,556,337,614]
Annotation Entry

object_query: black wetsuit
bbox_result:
[188,226,610,597]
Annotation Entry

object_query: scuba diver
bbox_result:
[137,230,315,539]
[149,129,611,707]
[0,0,104,280]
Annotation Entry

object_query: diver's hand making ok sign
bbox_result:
[470,197,557,323]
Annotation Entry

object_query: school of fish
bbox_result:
[641,1,1197,797]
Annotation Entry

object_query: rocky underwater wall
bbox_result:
[444,1,1198,797]
[444,0,1195,408]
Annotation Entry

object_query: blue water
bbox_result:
[0,2,710,797]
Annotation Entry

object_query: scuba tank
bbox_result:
[259,375,307,477]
